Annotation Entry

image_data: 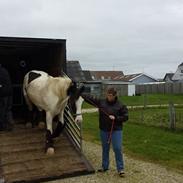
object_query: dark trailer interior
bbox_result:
[0,37,95,182]
[0,36,66,118]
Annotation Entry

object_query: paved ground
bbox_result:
[48,141,183,183]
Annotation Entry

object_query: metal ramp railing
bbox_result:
[64,106,82,152]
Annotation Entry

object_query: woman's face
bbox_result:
[106,93,116,102]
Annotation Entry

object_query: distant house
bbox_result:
[163,73,174,83]
[82,70,93,81]
[102,80,136,96]
[82,70,126,96]
[82,80,102,97]
[114,73,158,84]
[66,61,86,82]
[90,71,124,80]
[171,63,183,82]
[82,70,101,95]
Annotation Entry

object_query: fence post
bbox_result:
[143,93,147,109]
[168,102,176,130]
[140,110,144,123]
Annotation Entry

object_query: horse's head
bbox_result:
[67,82,85,123]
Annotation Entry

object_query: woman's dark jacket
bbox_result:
[82,94,128,131]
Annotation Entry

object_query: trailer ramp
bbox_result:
[0,109,95,183]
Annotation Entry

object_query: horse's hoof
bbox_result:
[46,147,54,155]
[25,122,32,128]
[38,121,45,129]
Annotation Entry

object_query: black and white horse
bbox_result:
[23,70,84,155]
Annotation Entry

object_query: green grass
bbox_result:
[82,112,183,172]
[123,123,183,172]
[82,112,100,143]
[82,102,94,109]
[128,107,183,129]
[82,94,183,108]
[120,94,183,106]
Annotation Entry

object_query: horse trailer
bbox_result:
[0,36,94,183]
[0,36,66,116]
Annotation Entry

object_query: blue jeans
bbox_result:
[100,130,124,172]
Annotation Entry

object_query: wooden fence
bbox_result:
[129,104,183,131]
[136,82,183,94]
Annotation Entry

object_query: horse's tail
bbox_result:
[23,72,33,111]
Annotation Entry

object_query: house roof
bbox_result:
[163,73,174,81]
[178,62,183,67]
[66,60,86,82]
[90,71,124,80]
[114,73,158,82]
[114,73,142,81]
[82,70,93,81]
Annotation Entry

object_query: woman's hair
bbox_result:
[107,87,117,96]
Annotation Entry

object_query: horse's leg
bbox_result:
[32,107,39,127]
[45,111,54,155]
[37,110,45,129]
[23,89,34,128]
[25,110,33,128]
[51,110,66,138]
[23,87,33,112]
[74,96,84,122]
[25,105,37,128]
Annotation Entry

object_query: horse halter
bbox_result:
[73,113,82,116]
[67,84,84,118]
[67,97,82,117]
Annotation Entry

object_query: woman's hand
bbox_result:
[109,115,115,120]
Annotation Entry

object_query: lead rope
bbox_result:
[85,97,114,144]
[107,119,115,144]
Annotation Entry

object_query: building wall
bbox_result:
[172,65,183,81]
[83,82,102,97]
[164,76,173,83]
[102,84,128,96]
[132,75,157,84]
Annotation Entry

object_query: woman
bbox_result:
[82,87,128,177]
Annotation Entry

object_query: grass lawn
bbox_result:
[120,94,183,106]
[82,94,183,108]
[128,107,183,129]
[124,123,183,172]
[82,112,183,173]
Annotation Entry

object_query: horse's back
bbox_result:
[24,71,50,92]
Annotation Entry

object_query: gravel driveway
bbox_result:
[48,141,183,183]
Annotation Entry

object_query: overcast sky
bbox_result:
[0,0,183,78]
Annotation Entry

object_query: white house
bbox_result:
[171,63,183,82]
[163,73,174,83]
